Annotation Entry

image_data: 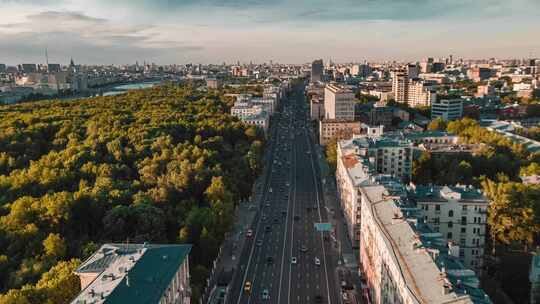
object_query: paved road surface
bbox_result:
[229,82,340,304]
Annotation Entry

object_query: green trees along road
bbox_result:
[0,84,265,303]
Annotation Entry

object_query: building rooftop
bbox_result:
[72,243,191,304]
[361,184,491,304]
[411,185,488,204]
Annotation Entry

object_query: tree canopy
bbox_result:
[0,83,265,302]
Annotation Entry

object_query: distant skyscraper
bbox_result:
[20,63,37,73]
[47,64,61,73]
[0,64,6,73]
[311,59,324,83]
[406,63,420,79]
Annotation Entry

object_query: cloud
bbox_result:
[0,10,202,64]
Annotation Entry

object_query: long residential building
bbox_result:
[359,183,490,304]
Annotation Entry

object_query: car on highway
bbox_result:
[273,218,280,224]
[246,229,253,238]
[293,215,300,221]
[266,256,274,265]
[244,281,252,293]
[256,240,263,246]
[300,245,308,252]
[265,225,272,232]
[314,295,323,303]
[291,257,297,264]
[262,289,270,300]
[314,257,321,266]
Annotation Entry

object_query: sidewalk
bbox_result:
[313,142,364,304]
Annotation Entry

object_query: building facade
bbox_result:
[408,79,437,107]
[324,83,355,120]
[319,119,364,145]
[432,99,464,121]
[392,72,409,103]
[411,185,488,275]
[311,59,324,83]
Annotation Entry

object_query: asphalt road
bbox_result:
[230,82,340,304]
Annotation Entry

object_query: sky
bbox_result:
[0,0,539,65]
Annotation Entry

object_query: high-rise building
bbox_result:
[0,64,6,73]
[392,71,409,103]
[406,63,420,79]
[71,243,192,304]
[47,63,61,73]
[432,99,463,121]
[323,83,355,120]
[311,59,324,83]
[408,79,436,107]
[352,63,372,78]
[20,63,37,73]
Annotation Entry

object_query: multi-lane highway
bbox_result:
[230,82,340,304]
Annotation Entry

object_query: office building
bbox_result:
[411,185,488,275]
[311,59,324,83]
[324,83,355,120]
[71,243,192,304]
[432,99,463,121]
[392,71,409,103]
[406,63,420,79]
[20,63,37,73]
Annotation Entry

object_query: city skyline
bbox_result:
[1,0,539,65]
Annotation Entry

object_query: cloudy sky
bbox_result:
[0,0,539,64]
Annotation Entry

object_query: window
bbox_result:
[435,205,441,211]
[448,210,454,217]
[462,205,468,211]
[461,227,466,233]
[448,221,453,228]
[461,216,467,225]
[447,232,453,239]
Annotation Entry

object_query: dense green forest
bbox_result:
[0,84,265,303]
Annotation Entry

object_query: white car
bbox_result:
[314,257,321,266]
[291,257,297,264]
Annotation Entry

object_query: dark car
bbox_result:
[266,256,274,265]
[265,226,272,232]
[314,295,323,303]
[293,215,300,221]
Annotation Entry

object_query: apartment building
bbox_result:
[392,71,409,103]
[319,119,364,145]
[408,79,437,107]
[432,99,464,121]
[359,184,491,304]
[411,185,488,275]
[324,83,355,120]
[71,243,192,304]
